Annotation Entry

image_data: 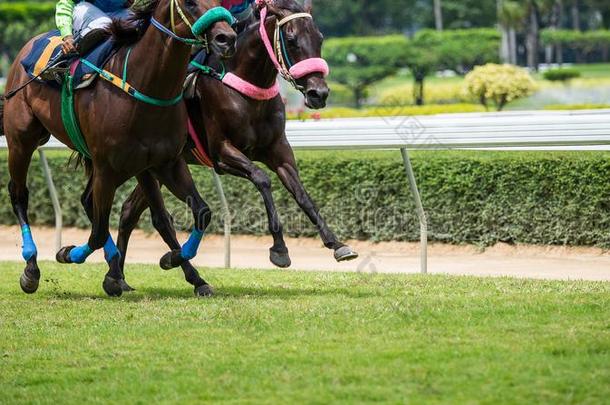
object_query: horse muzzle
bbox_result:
[305,83,329,109]
[210,31,237,59]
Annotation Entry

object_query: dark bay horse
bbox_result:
[115,0,358,289]
[1,0,236,297]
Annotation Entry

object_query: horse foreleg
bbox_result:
[151,160,213,297]
[267,141,358,263]
[78,175,135,292]
[216,142,291,268]
[57,168,122,296]
[116,183,151,291]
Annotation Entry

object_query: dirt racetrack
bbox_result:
[1,226,609,281]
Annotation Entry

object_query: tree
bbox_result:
[323,36,409,108]
[434,0,444,30]
[498,0,525,64]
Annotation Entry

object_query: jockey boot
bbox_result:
[43,28,108,82]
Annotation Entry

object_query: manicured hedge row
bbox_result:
[1,150,610,247]
[0,2,55,22]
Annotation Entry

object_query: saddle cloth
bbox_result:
[21,30,119,89]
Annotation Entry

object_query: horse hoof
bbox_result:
[20,272,39,294]
[335,246,359,262]
[119,279,136,292]
[56,246,76,264]
[194,284,214,297]
[102,276,123,297]
[270,249,291,268]
[160,250,185,270]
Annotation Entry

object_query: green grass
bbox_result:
[0,262,608,404]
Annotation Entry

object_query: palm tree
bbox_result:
[498,0,525,64]
[434,0,443,31]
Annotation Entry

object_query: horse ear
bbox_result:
[303,0,313,13]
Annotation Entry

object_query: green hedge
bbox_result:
[0,2,55,22]
[543,68,581,81]
[1,150,610,247]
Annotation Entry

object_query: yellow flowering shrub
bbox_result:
[464,64,536,111]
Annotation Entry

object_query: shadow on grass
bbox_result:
[37,284,375,302]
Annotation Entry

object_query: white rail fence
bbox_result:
[2,109,610,272]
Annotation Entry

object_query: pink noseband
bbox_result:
[289,58,329,79]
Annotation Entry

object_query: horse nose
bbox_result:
[213,32,237,56]
[306,88,329,106]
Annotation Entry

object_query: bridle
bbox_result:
[150,0,235,52]
[256,0,329,93]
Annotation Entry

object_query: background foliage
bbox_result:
[2,150,610,247]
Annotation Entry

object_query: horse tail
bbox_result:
[68,152,93,177]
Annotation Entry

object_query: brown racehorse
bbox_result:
[115,0,358,289]
[1,0,236,297]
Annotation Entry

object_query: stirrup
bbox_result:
[41,59,73,84]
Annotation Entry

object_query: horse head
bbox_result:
[259,0,330,109]
[153,0,237,58]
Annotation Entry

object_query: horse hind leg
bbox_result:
[150,162,213,297]
[6,116,48,294]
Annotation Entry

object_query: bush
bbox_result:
[464,64,536,111]
[3,150,610,247]
[543,68,581,82]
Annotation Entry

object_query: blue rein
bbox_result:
[151,7,235,46]
[151,17,203,45]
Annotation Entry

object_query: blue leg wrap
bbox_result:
[69,243,94,264]
[103,236,120,263]
[181,229,204,260]
[21,225,38,261]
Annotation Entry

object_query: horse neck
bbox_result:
[123,16,191,98]
[229,18,278,89]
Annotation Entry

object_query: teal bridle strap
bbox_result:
[190,60,226,80]
[192,7,235,36]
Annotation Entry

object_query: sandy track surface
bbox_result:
[1,226,609,281]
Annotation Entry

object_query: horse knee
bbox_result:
[252,170,272,191]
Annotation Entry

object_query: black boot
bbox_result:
[43,28,108,82]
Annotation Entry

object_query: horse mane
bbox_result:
[106,0,160,46]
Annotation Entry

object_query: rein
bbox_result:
[152,0,235,52]
[85,0,234,106]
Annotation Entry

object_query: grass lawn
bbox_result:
[0,262,608,404]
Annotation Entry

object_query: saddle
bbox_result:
[21,30,120,90]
